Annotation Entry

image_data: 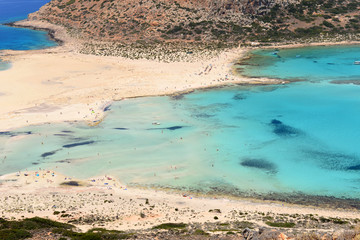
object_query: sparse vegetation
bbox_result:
[0,229,31,240]
[194,229,209,235]
[0,214,359,239]
[265,221,296,228]
[66,0,75,5]
[0,217,132,240]
[153,223,187,230]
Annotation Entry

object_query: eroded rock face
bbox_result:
[28,0,298,42]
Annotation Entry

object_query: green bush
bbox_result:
[0,229,32,240]
[166,25,183,34]
[25,217,73,229]
[153,223,187,230]
[66,0,75,5]
[265,221,295,228]
[77,232,102,240]
[331,218,348,224]
[194,229,209,235]
[1,217,72,231]
[323,20,334,28]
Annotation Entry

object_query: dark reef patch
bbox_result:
[190,103,231,118]
[303,150,360,171]
[348,165,360,171]
[240,158,277,174]
[56,159,71,163]
[0,131,11,136]
[270,119,300,137]
[54,134,70,137]
[167,126,184,131]
[170,94,185,100]
[61,130,74,133]
[148,126,185,131]
[0,131,32,137]
[192,113,215,118]
[41,150,58,158]
[201,103,231,111]
[63,141,95,148]
[271,119,282,125]
[114,127,129,130]
[233,93,247,100]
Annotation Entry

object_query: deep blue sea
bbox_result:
[0,0,56,52]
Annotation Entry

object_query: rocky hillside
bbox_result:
[29,0,360,44]
[29,0,298,43]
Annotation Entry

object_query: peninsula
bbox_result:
[1,0,360,239]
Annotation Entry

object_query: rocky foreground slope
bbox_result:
[29,0,360,44]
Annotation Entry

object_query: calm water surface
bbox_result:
[237,45,360,81]
[0,0,56,70]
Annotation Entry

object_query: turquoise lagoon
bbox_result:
[1,45,360,203]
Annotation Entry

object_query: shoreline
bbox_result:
[1,170,359,233]
[135,184,360,211]
[3,22,64,46]
[256,40,360,50]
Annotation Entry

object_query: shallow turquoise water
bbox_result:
[237,45,360,82]
[1,45,360,201]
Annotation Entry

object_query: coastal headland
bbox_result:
[1,19,360,239]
